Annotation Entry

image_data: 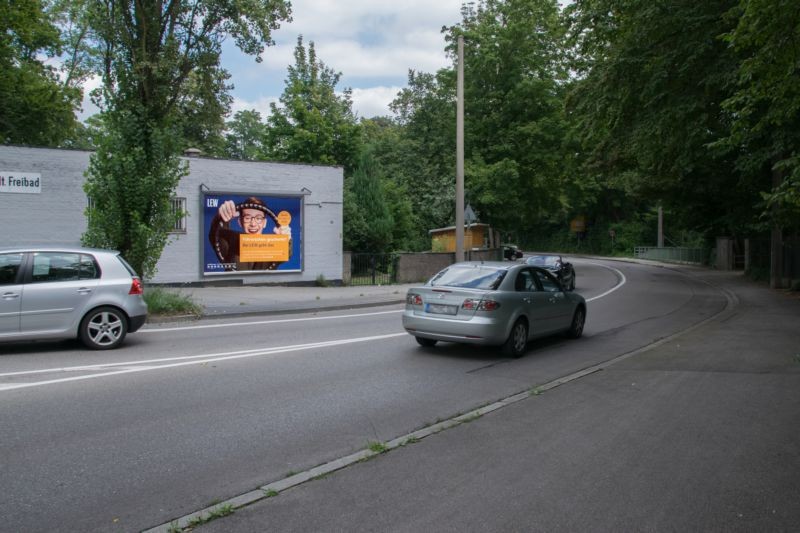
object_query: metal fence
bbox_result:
[634,246,709,265]
[348,253,399,286]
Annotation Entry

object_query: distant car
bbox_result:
[502,244,524,260]
[402,261,586,357]
[0,246,148,349]
[525,254,576,291]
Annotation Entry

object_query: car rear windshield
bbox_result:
[429,266,506,290]
[116,254,140,277]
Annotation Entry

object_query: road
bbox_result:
[0,259,752,531]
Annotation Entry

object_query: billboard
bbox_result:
[202,191,303,274]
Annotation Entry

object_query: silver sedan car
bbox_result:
[0,246,148,349]
[402,261,586,357]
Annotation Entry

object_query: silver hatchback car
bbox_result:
[0,246,148,349]
[402,261,586,357]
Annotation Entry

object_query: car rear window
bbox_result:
[429,266,506,290]
[115,254,140,277]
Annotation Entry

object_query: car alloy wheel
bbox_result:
[80,306,128,350]
[566,307,585,339]
[502,318,528,358]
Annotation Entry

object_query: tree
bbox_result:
[722,0,800,287]
[0,0,81,145]
[564,0,749,241]
[225,109,268,160]
[344,150,394,253]
[447,0,571,236]
[266,36,361,171]
[80,0,291,278]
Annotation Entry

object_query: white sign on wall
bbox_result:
[0,172,41,194]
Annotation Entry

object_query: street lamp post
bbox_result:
[455,35,465,262]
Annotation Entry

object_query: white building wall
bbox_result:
[0,146,343,284]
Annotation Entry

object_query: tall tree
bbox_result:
[266,36,361,171]
[81,0,291,278]
[225,109,267,160]
[564,0,748,240]
[0,0,81,145]
[448,0,570,236]
[344,149,394,253]
[722,0,800,286]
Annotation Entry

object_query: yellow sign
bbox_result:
[570,216,586,233]
[240,234,290,262]
[277,210,292,227]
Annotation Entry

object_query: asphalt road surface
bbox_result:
[3,259,794,532]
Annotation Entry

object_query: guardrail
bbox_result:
[634,246,709,265]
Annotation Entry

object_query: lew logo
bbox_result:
[206,198,219,208]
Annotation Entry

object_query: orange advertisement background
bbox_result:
[240,234,290,262]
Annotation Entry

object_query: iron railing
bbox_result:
[634,246,709,265]
[348,253,399,286]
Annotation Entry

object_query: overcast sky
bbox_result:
[221,0,465,120]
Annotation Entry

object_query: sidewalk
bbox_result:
[173,283,418,319]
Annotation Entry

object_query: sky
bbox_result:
[224,0,465,120]
[78,0,465,122]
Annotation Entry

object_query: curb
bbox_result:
[145,298,406,326]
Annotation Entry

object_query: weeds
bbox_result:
[143,287,202,316]
[263,489,279,498]
[367,441,388,454]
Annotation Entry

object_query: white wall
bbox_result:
[0,146,343,284]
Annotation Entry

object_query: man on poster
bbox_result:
[208,196,292,271]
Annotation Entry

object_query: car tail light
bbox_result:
[129,277,143,295]
[462,298,501,311]
[406,293,423,306]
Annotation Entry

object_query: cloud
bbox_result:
[348,86,403,119]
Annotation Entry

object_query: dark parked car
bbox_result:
[524,254,575,291]
[403,261,586,357]
[502,244,523,260]
[0,246,148,349]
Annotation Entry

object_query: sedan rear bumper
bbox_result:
[402,310,509,345]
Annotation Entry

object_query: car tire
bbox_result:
[502,318,528,358]
[566,306,585,339]
[79,306,128,350]
[415,336,437,347]
[569,275,575,291]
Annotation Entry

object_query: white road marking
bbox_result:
[583,262,626,302]
[0,333,407,392]
[141,309,403,333]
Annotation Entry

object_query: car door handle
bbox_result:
[77,288,93,295]
[523,297,531,304]
[2,292,19,300]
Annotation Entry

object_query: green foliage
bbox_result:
[143,287,202,316]
[225,109,268,160]
[447,0,570,234]
[722,0,800,232]
[266,36,361,171]
[344,150,394,253]
[0,0,81,145]
[82,106,187,278]
[564,0,753,238]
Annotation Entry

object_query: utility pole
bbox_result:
[455,35,465,262]
[657,205,664,248]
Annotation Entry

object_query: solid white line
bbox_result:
[584,262,627,302]
[141,309,403,333]
[0,333,407,392]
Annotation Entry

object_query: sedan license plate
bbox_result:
[425,303,458,315]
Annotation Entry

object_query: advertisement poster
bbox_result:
[202,192,302,274]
